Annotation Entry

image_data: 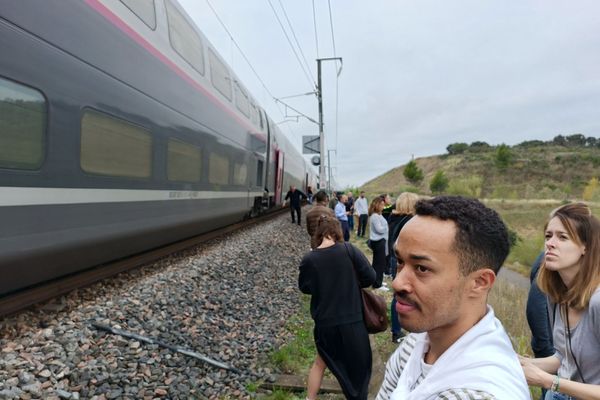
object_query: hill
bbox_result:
[361,137,600,201]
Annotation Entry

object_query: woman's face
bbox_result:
[377,201,385,213]
[544,216,586,274]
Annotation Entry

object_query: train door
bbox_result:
[274,150,284,204]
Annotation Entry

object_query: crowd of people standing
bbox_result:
[289,186,600,400]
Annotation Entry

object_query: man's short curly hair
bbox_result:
[415,196,509,275]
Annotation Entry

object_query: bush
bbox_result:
[447,176,483,197]
[495,144,513,169]
[447,142,468,155]
[403,160,424,184]
[429,170,449,194]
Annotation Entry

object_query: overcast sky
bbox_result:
[178,1,600,188]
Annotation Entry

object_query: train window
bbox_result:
[165,0,204,75]
[0,77,46,170]
[233,162,247,186]
[81,110,152,178]
[120,0,156,29]
[256,160,264,187]
[250,103,258,125]
[234,81,250,117]
[167,138,202,182]
[208,49,232,101]
[208,152,229,185]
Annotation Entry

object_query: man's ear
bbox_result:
[469,268,496,297]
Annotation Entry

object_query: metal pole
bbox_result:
[327,149,331,192]
[316,57,342,191]
[317,59,325,189]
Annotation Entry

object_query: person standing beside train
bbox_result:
[346,191,356,234]
[520,203,600,400]
[299,215,375,400]
[369,196,389,291]
[335,194,351,242]
[305,190,335,249]
[355,191,369,237]
[284,185,307,226]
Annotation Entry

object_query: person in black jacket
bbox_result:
[299,215,375,400]
[284,185,307,225]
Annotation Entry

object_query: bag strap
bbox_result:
[343,242,361,291]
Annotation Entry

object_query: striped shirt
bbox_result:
[376,334,497,400]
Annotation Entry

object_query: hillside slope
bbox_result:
[361,144,600,200]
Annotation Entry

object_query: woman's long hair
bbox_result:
[369,196,384,216]
[537,203,600,310]
[313,214,343,247]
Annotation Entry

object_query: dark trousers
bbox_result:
[357,214,368,236]
[371,239,386,288]
[290,206,301,224]
[347,214,354,230]
[340,220,350,241]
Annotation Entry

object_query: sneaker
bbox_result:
[376,286,389,292]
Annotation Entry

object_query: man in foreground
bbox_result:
[376,196,529,400]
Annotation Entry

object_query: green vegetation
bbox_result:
[403,160,424,184]
[429,170,449,194]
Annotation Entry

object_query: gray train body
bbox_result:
[0,0,317,296]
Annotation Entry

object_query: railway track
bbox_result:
[0,208,288,317]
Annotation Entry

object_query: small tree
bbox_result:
[583,177,600,201]
[403,160,424,184]
[495,144,513,169]
[446,142,468,155]
[429,170,449,194]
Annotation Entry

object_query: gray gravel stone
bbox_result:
[0,212,310,398]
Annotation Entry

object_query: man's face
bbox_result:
[291,186,296,191]
[392,215,468,335]
[341,195,348,203]
[360,192,365,198]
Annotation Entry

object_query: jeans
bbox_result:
[545,391,574,400]
[348,214,354,231]
[290,206,301,224]
[340,220,350,242]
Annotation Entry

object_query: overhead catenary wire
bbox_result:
[328,0,340,180]
[267,0,315,91]
[276,0,316,86]
[204,0,305,140]
[312,0,319,58]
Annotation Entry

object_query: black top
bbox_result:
[299,243,375,327]
[387,213,413,255]
[285,189,307,207]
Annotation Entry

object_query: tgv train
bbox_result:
[0,0,317,296]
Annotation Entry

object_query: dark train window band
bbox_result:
[0,77,46,170]
[167,138,202,183]
[80,109,152,178]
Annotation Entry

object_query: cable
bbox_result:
[312,0,319,58]
[205,0,276,100]
[277,0,316,85]
[267,0,315,90]
[327,0,337,57]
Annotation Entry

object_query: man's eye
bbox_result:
[416,265,429,273]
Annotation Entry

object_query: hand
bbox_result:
[519,356,552,389]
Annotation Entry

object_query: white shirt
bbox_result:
[355,197,368,215]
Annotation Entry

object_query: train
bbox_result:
[0,0,317,296]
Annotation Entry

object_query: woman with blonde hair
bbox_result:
[387,192,420,342]
[520,203,600,399]
[299,215,375,400]
[369,196,389,291]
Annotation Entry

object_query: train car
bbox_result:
[0,0,314,296]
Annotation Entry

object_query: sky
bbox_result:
[178,1,600,188]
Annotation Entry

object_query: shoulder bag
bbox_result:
[343,243,389,334]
